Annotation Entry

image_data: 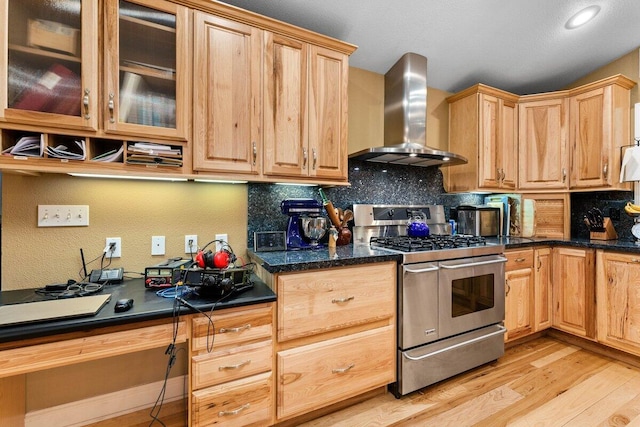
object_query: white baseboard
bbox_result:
[25,375,186,427]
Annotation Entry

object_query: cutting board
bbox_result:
[521,199,536,237]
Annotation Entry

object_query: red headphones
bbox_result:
[195,249,236,269]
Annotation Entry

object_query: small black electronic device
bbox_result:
[89,268,124,283]
[144,258,192,288]
[183,267,252,297]
[114,298,133,312]
[254,231,287,252]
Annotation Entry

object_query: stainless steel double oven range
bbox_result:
[353,204,507,397]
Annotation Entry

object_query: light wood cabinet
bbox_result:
[534,247,553,332]
[103,0,189,141]
[446,84,519,193]
[263,36,349,181]
[596,251,640,357]
[552,247,596,340]
[192,12,263,176]
[190,303,275,427]
[504,249,534,342]
[569,77,634,189]
[518,96,570,190]
[521,193,571,239]
[1,0,98,130]
[273,262,396,422]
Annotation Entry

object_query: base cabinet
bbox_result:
[552,247,596,340]
[534,247,553,332]
[272,262,396,423]
[504,249,535,342]
[596,250,640,357]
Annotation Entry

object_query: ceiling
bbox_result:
[219,0,640,95]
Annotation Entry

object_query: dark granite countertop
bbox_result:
[249,245,401,273]
[251,238,640,273]
[0,276,276,343]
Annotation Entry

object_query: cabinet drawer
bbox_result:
[277,262,396,341]
[192,339,272,389]
[505,249,534,270]
[277,325,395,419]
[191,304,272,352]
[192,371,273,427]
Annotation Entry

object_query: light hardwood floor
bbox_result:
[299,336,640,426]
[90,336,640,426]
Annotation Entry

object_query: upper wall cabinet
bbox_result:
[518,96,570,190]
[103,0,189,141]
[520,75,635,191]
[1,0,98,130]
[193,12,353,184]
[446,85,519,193]
[263,37,349,181]
[192,12,263,176]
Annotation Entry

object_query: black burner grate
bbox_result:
[370,234,487,252]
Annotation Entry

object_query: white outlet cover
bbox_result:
[185,235,198,254]
[105,237,121,258]
[215,234,228,252]
[152,236,166,255]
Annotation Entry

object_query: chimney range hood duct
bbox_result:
[349,53,467,167]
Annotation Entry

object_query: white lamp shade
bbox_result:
[621,146,640,182]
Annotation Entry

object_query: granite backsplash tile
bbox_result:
[247,160,483,248]
[571,191,634,242]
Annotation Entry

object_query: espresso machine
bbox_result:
[281,198,327,250]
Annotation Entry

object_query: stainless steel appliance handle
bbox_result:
[439,256,507,270]
[404,265,439,273]
[403,325,507,361]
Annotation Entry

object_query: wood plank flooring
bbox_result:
[88,336,640,426]
[299,336,640,426]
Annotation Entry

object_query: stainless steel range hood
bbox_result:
[349,53,467,167]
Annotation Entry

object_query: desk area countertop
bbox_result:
[0,276,276,344]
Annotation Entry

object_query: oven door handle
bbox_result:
[404,265,439,273]
[439,256,507,270]
[403,325,507,361]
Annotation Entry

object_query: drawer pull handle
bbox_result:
[332,363,355,374]
[218,359,250,371]
[332,296,354,304]
[515,257,526,262]
[219,403,250,417]
[219,324,251,333]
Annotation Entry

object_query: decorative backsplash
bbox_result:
[247,160,482,248]
[248,160,636,247]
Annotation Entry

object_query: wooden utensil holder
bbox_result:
[590,217,618,240]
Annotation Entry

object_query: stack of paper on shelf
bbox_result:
[45,139,86,160]
[2,135,44,157]
[126,142,182,167]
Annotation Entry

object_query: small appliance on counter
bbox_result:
[451,205,501,237]
[281,198,327,250]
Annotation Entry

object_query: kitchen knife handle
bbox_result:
[324,200,343,228]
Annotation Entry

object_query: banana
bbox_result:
[625,202,640,215]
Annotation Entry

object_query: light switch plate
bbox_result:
[38,205,89,227]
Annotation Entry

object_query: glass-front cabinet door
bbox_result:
[103,0,188,140]
[1,0,98,129]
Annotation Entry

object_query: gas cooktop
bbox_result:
[370,234,487,252]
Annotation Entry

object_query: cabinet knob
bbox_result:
[83,89,90,119]
[108,93,115,123]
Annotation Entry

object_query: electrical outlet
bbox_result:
[215,234,228,252]
[105,237,121,258]
[38,205,89,227]
[151,236,165,255]
[185,234,198,254]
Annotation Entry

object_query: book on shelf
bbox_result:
[91,146,125,162]
[126,154,182,167]
[12,63,81,115]
[2,135,44,158]
[122,60,176,78]
[127,142,181,157]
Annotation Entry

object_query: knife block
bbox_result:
[590,217,618,240]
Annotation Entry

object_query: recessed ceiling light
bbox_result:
[565,5,601,29]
